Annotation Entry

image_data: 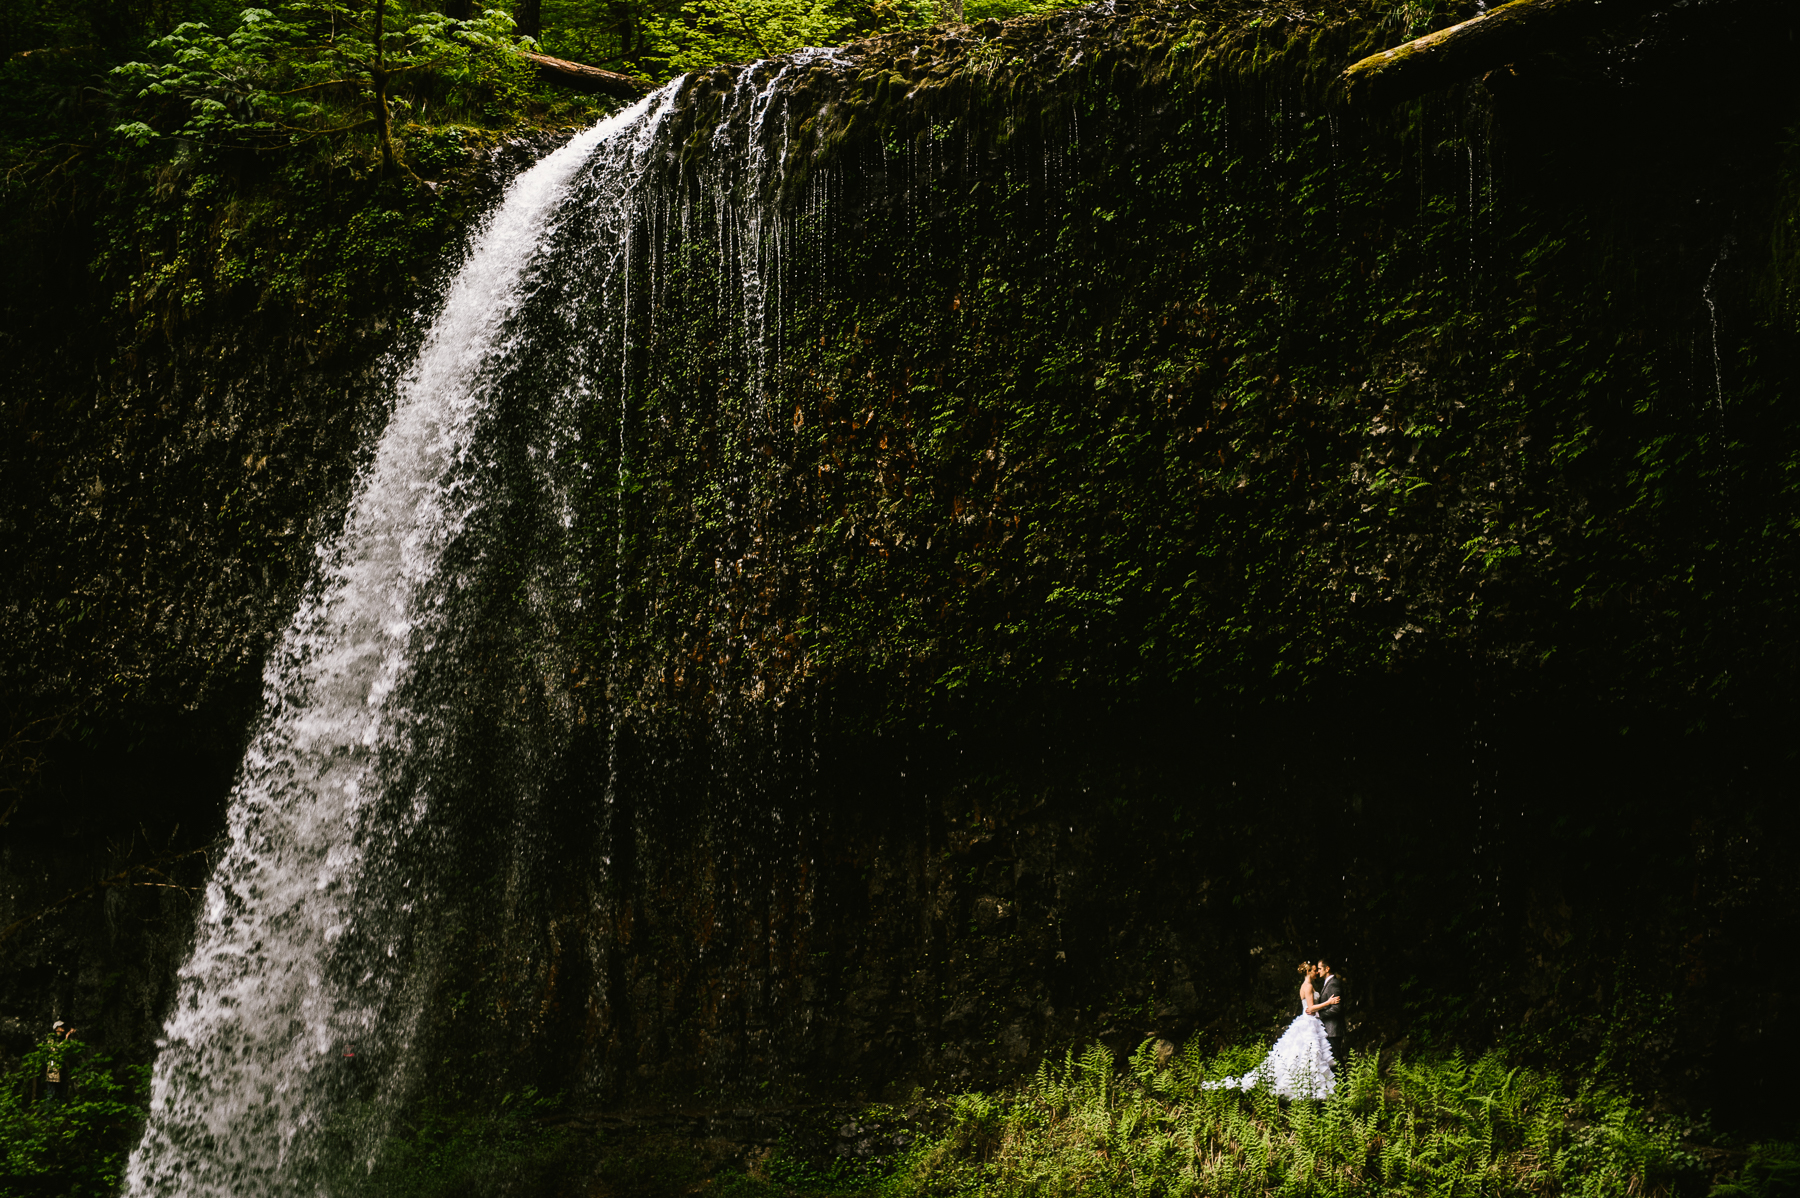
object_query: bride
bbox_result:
[1205,961,1338,1099]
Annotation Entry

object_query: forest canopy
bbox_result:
[3,0,1085,97]
[0,0,1091,188]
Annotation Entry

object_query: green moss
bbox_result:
[588,4,1799,734]
[461,0,1800,1107]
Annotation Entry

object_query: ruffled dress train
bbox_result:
[1203,1007,1336,1100]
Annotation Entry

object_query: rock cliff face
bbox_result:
[3,0,1798,1136]
[0,135,560,1063]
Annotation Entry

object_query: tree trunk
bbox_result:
[372,0,396,174]
[373,67,395,174]
[1335,0,1657,108]
[608,0,640,64]
[521,51,655,99]
[515,0,542,41]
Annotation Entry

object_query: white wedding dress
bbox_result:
[1204,989,1336,1100]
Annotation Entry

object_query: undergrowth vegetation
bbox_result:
[328,1087,585,1197]
[478,1028,1785,1187]
[881,1041,1715,1197]
[0,1042,149,1198]
[1,1035,1788,1197]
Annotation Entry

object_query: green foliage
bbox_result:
[536,0,1084,82]
[0,0,597,735]
[764,1124,911,1192]
[648,0,926,77]
[581,0,1800,749]
[1712,1143,1800,1198]
[0,1043,151,1198]
[716,1170,792,1197]
[883,1040,1710,1197]
[330,1087,582,1197]
[85,151,470,341]
[112,1,537,163]
[0,0,244,57]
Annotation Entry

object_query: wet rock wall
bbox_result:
[500,0,1800,1124]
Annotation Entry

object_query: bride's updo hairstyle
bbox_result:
[1295,962,1313,978]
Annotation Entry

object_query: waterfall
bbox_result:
[711,48,845,402]
[124,86,681,1197]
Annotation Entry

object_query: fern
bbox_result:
[882,1039,1730,1198]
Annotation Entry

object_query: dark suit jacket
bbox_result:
[1317,974,1346,1038]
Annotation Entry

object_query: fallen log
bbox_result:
[1335,0,1657,108]
[522,51,655,100]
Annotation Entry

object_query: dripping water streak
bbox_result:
[1703,237,1732,413]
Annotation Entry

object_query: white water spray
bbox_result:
[125,87,680,1197]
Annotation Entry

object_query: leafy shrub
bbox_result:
[0,1042,150,1198]
[542,0,1083,81]
[1712,1143,1800,1198]
[111,1,538,170]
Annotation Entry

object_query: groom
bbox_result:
[1316,959,1346,1066]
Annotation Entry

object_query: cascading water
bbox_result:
[124,86,681,1197]
[122,25,1153,1184]
[711,48,845,401]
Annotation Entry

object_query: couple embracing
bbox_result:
[1206,958,1346,1100]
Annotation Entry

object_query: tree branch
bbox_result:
[520,51,654,100]
[0,843,215,947]
[0,710,69,818]
[1335,0,1659,108]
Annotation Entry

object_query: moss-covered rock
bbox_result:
[507,0,1800,1120]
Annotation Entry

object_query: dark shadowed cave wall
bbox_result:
[3,0,1799,1136]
